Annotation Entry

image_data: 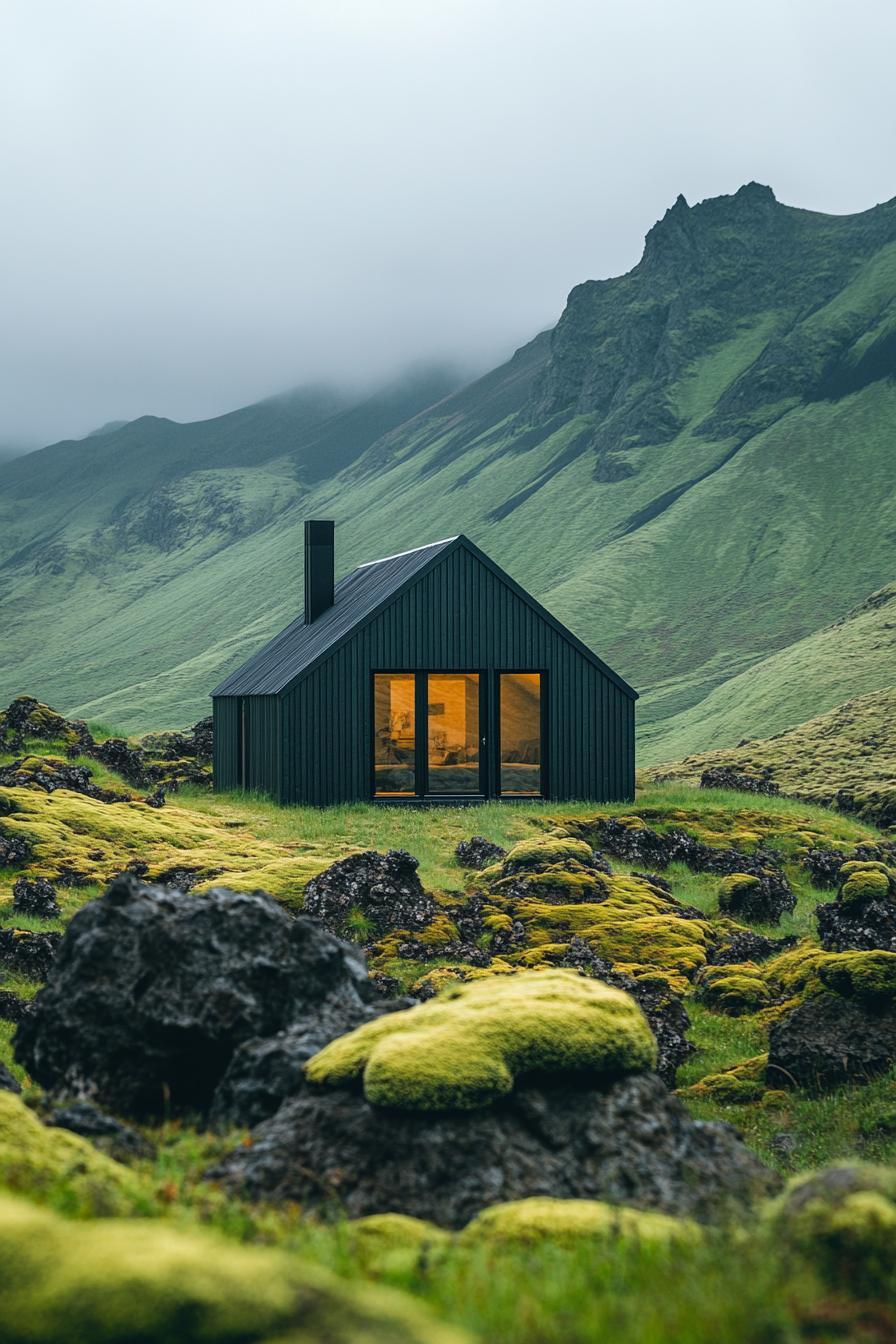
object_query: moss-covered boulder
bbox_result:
[305,970,656,1110]
[837,860,896,904]
[818,950,896,1002]
[459,1196,699,1250]
[345,1213,451,1275]
[763,1164,896,1295]
[0,1090,144,1216]
[0,1194,467,1344]
[499,836,596,875]
[695,963,771,1016]
[679,1055,768,1105]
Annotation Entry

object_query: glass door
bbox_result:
[498,673,543,796]
[426,673,482,795]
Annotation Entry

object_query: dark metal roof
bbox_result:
[211,536,459,697]
[212,533,638,700]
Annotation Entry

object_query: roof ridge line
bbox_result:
[355,536,458,568]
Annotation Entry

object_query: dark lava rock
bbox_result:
[303,849,435,939]
[801,847,849,889]
[0,756,120,802]
[0,928,61,980]
[710,928,797,966]
[593,819,793,888]
[767,992,896,1092]
[558,939,693,1087]
[700,765,779,796]
[718,870,796,925]
[210,995,417,1130]
[207,1072,775,1227]
[0,696,93,757]
[454,836,507,870]
[142,784,167,808]
[397,938,491,968]
[91,738,151,787]
[816,898,896,953]
[12,876,60,920]
[14,875,376,1119]
[44,1101,156,1161]
[0,829,32,868]
[0,1061,20,1093]
[190,716,214,762]
[0,989,30,1024]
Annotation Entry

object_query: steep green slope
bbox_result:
[643,684,896,814]
[2,184,896,737]
[640,583,896,762]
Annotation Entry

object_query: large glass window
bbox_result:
[427,673,481,795]
[499,673,542,795]
[373,673,416,796]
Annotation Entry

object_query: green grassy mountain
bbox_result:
[2,182,896,738]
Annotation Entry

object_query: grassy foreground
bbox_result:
[3,731,896,1341]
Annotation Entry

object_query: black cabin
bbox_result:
[212,521,637,805]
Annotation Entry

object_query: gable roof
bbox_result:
[212,534,637,699]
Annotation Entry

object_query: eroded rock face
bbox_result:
[767,992,896,1092]
[454,836,507,870]
[12,876,60,920]
[14,876,376,1118]
[303,850,436,939]
[208,1072,775,1227]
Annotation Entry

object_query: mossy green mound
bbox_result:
[459,1196,699,1250]
[818,951,896,1002]
[764,1164,896,1296]
[837,861,896,904]
[717,873,761,911]
[499,837,596,874]
[345,1213,451,1275]
[305,970,656,1110]
[0,1194,467,1344]
[0,785,330,896]
[695,964,771,1016]
[679,1055,768,1105]
[0,1090,144,1216]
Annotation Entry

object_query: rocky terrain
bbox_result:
[3,697,896,1341]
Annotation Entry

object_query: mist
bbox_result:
[2,0,895,447]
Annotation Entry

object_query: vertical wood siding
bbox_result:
[258,545,635,805]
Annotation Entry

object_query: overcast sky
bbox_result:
[2,0,895,447]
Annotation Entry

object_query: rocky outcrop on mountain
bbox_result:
[14,876,377,1118]
[303,850,436,940]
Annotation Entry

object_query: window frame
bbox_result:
[370,669,548,802]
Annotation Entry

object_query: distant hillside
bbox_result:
[642,684,896,825]
[640,581,896,763]
[2,183,896,737]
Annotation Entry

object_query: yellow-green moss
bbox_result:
[305,969,656,1111]
[818,951,896,1002]
[500,837,595,872]
[345,1213,451,1275]
[0,1194,468,1344]
[679,1055,768,1105]
[695,964,771,1016]
[717,873,761,912]
[0,1091,145,1216]
[459,1196,699,1250]
[838,863,894,904]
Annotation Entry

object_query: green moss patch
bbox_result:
[459,1196,699,1250]
[305,969,656,1110]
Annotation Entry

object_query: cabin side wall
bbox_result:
[279,544,634,805]
[213,694,280,795]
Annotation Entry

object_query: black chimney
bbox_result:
[304,519,335,624]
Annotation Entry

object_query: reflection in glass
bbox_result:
[373,673,416,795]
[427,673,481,794]
[499,673,541,795]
